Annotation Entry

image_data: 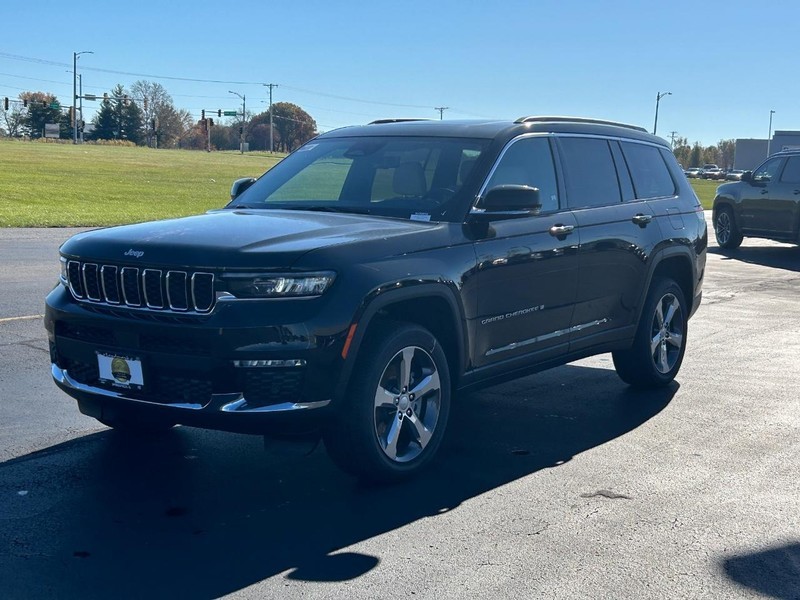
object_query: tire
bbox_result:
[323,321,451,482]
[613,278,688,389]
[714,206,743,249]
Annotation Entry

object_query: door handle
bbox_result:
[549,224,575,237]
[631,213,653,226]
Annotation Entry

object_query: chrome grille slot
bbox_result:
[101,265,120,304]
[121,267,141,306]
[67,261,84,298]
[63,261,215,314]
[143,269,164,309]
[166,271,189,311]
[82,264,101,301]
[192,273,214,313]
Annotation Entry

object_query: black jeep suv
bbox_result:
[45,116,707,481]
[712,150,800,249]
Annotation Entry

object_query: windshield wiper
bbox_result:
[281,205,372,214]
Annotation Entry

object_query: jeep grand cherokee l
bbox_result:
[712,150,800,248]
[45,116,707,481]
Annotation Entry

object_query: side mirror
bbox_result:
[481,185,541,211]
[230,177,257,200]
[741,171,752,182]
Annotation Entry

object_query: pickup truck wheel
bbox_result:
[613,278,687,389]
[324,322,451,482]
[714,206,743,249]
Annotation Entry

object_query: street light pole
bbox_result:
[767,110,775,157]
[229,90,246,154]
[653,91,671,136]
[72,50,93,144]
[263,83,278,153]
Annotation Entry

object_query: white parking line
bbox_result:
[0,315,44,324]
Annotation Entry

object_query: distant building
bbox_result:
[770,130,800,154]
[735,131,800,170]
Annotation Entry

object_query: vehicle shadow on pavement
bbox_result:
[0,363,677,599]
[722,542,800,599]
[710,245,800,273]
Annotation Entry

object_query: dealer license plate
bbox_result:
[97,352,144,390]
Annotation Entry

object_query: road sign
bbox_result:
[49,102,60,110]
[223,111,237,116]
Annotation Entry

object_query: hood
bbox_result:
[59,209,448,270]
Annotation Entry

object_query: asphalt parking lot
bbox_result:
[1,215,798,599]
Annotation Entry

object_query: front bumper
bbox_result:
[46,284,349,434]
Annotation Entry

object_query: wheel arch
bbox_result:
[334,283,466,401]
[641,248,696,321]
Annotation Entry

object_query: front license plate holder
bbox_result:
[97,352,145,390]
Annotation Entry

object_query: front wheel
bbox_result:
[613,278,688,389]
[323,322,451,482]
[714,206,743,249]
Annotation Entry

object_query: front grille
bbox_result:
[66,260,215,314]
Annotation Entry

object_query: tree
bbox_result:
[717,139,735,170]
[264,102,316,152]
[19,91,64,139]
[130,80,189,148]
[689,143,702,168]
[1,100,24,137]
[89,84,143,143]
[671,136,690,168]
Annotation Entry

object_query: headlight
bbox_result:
[59,256,68,285]
[223,272,335,298]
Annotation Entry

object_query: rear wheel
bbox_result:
[714,206,743,249]
[613,278,687,389]
[324,322,451,482]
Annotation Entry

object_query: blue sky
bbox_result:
[1,0,796,146]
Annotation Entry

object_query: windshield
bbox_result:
[227,136,488,222]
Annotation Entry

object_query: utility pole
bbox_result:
[78,74,83,143]
[72,50,93,144]
[434,106,448,120]
[767,110,775,157]
[668,131,678,149]
[653,91,671,135]
[263,83,278,153]
[229,90,246,154]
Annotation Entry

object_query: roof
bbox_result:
[319,116,667,147]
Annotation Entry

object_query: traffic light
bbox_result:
[208,118,214,127]
[151,119,156,130]
[201,109,205,120]
[103,92,109,101]
[143,97,148,111]
[217,109,222,117]
[3,97,7,111]
[23,99,28,108]
[239,126,243,135]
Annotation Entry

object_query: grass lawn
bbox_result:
[0,139,284,227]
[0,139,719,227]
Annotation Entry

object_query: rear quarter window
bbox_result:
[620,142,676,199]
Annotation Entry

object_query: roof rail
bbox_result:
[368,118,432,125]
[514,115,648,133]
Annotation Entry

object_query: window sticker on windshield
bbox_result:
[296,143,318,152]
[410,213,431,222]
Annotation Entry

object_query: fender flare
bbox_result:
[333,282,467,401]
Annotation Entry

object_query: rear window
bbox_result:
[620,142,677,199]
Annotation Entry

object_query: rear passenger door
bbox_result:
[557,136,666,351]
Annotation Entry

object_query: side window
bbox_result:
[779,156,800,184]
[485,137,559,212]
[558,137,621,208]
[753,157,784,182]
[620,142,677,199]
